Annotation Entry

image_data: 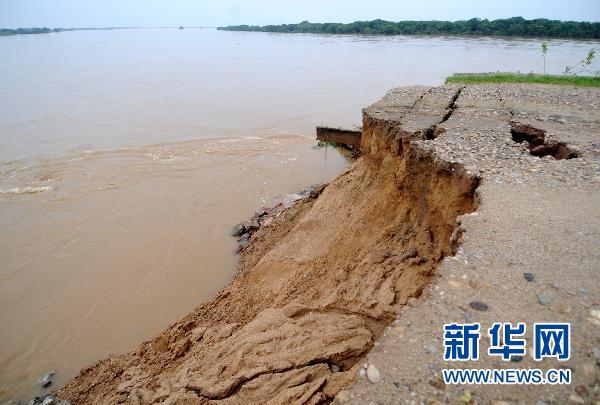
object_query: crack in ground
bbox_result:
[510,122,580,160]
[425,86,464,140]
[409,87,433,113]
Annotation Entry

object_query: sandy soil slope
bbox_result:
[56,83,599,404]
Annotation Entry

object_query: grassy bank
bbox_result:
[446,73,600,87]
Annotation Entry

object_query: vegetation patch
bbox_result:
[219,17,600,40]
[445,73,600,87]
[0,27,58,36]
[0,27,134,36]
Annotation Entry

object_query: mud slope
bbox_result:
[55,84,479,403]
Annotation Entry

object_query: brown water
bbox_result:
[0,28,598,401]
[0,137,351,400]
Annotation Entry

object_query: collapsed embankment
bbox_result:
[55,85,479,404]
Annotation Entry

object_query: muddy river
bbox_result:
[0,28,598,400]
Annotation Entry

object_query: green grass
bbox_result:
[446,72,600,87]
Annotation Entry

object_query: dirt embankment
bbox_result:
[348,84,600,404]
[55,85,479,404]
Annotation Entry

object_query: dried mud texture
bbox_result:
[55,85,479,404]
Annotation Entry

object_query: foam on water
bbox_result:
[0,186,54,195]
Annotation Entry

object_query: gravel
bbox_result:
[348,83,600,404]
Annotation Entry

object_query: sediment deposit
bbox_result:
[56,84,600,404]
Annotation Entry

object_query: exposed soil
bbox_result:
[54,85,479,404]
[348,84,600,404]
[54,83,600,404]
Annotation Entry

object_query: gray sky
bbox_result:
[1,0,599,28]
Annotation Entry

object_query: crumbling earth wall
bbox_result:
[55,85,480,404]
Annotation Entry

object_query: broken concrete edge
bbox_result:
[317,85,464,153]
[347,85,599,403]
[316,126,362,149]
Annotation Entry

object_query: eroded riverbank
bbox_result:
[3,28,600,404]
[54,83,600,404]
[53,85,482,403]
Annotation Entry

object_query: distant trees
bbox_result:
[0,27,132,36]
[218,17,600,39]
[0,27,64,36]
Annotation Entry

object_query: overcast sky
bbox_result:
[1,0,599,28]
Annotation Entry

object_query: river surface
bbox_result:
[0,28,598,400]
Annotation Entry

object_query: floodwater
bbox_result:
[0,28,598,400]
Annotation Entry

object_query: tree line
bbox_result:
[218,17,600,39]
[0,27,133,36]
[0,27,61,36]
